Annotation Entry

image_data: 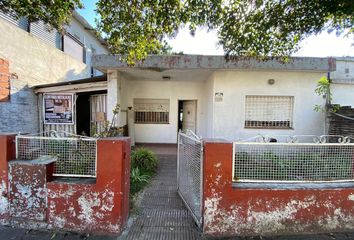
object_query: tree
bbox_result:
[1,1,353,63]
[96,0,354,63]
[0,0,83,32]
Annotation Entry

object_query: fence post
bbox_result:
[96,137,131,230]
[0,133,16,219]
[202,139,233,234]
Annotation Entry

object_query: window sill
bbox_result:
[232,181,354,189]
[134,122,170,124]
[244,126,294,130]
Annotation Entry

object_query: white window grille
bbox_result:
[245,95,294,129]
[134,98,169,124]
[232,135,354,183]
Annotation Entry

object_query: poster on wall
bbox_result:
[43,93,74,124]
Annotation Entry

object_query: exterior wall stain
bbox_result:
[348,194,354,201]
[202,140,354,237]
[0,180,8,215]
[8,162,48,221]
[47,183,121,233]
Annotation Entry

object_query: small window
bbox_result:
[134,99,169,124]
[345,68,349,74]
[245,96,294,129]
[63,33,85,62]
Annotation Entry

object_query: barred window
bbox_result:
[134,99,169,124]
[245,96,294,129]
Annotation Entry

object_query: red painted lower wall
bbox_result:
[0,134,131,235]
[0,134,16,222]
[202,140,354,237]
[47,138,131,234]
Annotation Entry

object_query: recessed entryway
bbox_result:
[76,90,107,136]
[178,100,197,133]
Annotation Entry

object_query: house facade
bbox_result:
[95,55,334,143]
[0,11,108,133]
[32,55,334,144]
[331,57,354,107]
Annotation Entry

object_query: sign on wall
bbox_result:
[214,92,224,102]
[43,93,74,124]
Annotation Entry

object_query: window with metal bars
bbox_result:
[245,96,294,129]
[134,99,169,124]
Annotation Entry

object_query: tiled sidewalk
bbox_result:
[125,155,201,240]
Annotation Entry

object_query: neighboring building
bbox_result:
[34,55,334,144]
[331,57,354,107]
[0,11,109,133]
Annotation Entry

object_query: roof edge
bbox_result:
[32,75,107,89]
[93,54,336,72]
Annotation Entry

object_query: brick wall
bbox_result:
[0,58,38,133]
[0,58,10,102]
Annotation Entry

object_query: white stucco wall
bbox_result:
[212,71,327,141]
[331,59,354,107]
[66,18,108,77]
[331,58,354,81]
[331,84,354,107]
[202,73,215,138]
[126,80,207,143]
[119,70,328,143]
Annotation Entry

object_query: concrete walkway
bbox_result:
[125,154,201,240]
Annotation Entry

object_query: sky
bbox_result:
[77,1,354,57]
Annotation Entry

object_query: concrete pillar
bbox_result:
[128,108,135,146]
[107,70,121,127]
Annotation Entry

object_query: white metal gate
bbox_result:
[177,130,203,227]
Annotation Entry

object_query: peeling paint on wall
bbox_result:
[348,194,354,201]
[202,141,354,237]
[0,135,131,235]
[0,180,8,215]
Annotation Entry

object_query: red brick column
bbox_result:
[202,139,233,234]
[0,134,16,221]
[47,137,131,235]
[0,59,10,102]
[96,137,131,230]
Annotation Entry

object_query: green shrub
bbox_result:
[130,167,150,195]
[131,148,158,174]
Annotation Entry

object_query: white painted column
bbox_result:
[107,70,121,127]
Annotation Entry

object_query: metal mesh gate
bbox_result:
[177,130,203,227]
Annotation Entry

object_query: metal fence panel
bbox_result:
[177,131,203,227]
[233,135,354,182]
[16,135,97,178]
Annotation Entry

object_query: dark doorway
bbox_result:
[76,90,106,136]
[177,100,197,134]
[178,100,184,132]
